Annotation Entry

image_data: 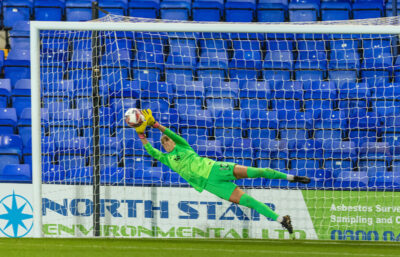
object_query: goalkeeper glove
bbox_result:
[142,109,159,128]
[135,120,148,138]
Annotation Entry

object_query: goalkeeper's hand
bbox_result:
[142,109,159,128]
[135,120,148,137]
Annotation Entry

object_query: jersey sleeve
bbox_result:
[164,128,191,148]
[144,143,168,165]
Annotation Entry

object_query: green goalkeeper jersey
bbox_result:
[144,128,216,192]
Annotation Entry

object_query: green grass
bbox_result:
[1,238,400,257]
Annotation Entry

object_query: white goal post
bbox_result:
[30,17,400,239]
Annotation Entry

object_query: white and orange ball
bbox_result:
[125,108,145,128]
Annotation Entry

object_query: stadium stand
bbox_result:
[0,0,398,191]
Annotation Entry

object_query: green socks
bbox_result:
[246,167,288,180]
[239,194,279,221]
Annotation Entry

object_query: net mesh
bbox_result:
[37,15,400,239]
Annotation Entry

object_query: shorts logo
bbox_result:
[0,191,34,238]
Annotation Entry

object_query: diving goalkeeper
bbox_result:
[126,109,311,237]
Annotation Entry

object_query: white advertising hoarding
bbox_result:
[0,183,317,239]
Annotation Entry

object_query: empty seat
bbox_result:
[9,21,30,50]
[288,0,320,22]
[0,80,11,108]
[0,135,23,172]
[11,79,31,118]
[129,0,160,18]
[224,138,253,159]
[56,137,90,170]
[225,0,256,22]
[321,1,351,21]
[352,0,383,19]
[192,0,223,21]
[329,39,361,70]
[4,49,30,86]
[0,108,18,134]
[257,0,288,22]
[66,0,92,21]
[334,171,368,188]
[166,37,197,67]
[314,110,347,129]
[3,0,33,29]
[34,0,64,21]
[160,0,191,21]
[98,0,128,17]
[289,139,322,159]
[229,40,262,69]
[0,164,31,182]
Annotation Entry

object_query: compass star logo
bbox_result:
[0,191,33,238]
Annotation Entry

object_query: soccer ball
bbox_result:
[125,108,145,128]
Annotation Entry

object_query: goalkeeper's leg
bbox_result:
[205,181,294,236]
[233,165,311,184]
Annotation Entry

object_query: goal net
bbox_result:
[31,15,400,240]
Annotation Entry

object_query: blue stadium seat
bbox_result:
[101,167,125,184]
[34,0,64,21]
[225,0,256,22]
[361,38,393,71]
[194,140,223,159]
[392,159,400,173]
[348,129,379,149]
[352,0,383,19]
[65,166,92,184]
[314,129,342,141]
[160,0,191,21]
[132,36,165,70]
[303,81,337,112]
[290,159,321,170]
[240,98,269,111]
[253,138,288,158]
[263,49,294,70]
[3,0,32,29]
[9,21,30,50]
[328,70,358,88]
[280,129,309,141]
[0,108,17,134]
[278,110,312,129]
[272,80,303,99]
[166,37,197,67]
[229,40,262,70]
[372,98,400,117]
[361,70,390,89]
[98,0,128,17]
[368,171,400,189]
[224,138,253,158]
[329,39,361,70]
[192,0,223,21]
[165,68,194,85]
[359,141,391,159]
[271,99,301,114]
[289,139,322,159]
[334,171,368,188]
[262,71,291,89]
[0,164,31,182]
[56,137,90,170]
[11,79,31,118]
[314,110,347,129]
[239,80,270,98]
[322,139,356,159]
[66,0,92,21]
[321,1,351,21]
[288,0,320,22]
[0,135,23,172]
[0,80,11,108]
[4,49,30,87]
[125,156,153,172]
[129,0,160,18]
[257,0,288,22]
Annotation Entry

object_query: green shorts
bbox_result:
[204,162,238,201]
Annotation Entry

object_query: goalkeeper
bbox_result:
[127,109,311,237]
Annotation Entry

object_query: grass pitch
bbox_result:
[0,238,399,257]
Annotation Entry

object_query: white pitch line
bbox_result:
[0,242,398,257]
